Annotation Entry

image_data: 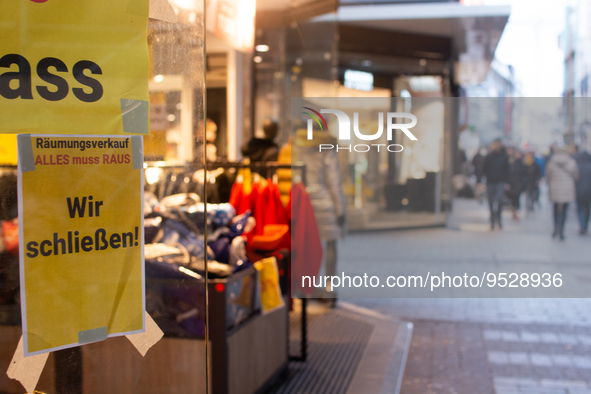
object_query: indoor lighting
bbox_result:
[255,44,269,52]
[253,56,262,63]
[344,69,373,92]
[145,167,163,185]
[154,75,164,83]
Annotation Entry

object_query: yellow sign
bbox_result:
[18,135,145,356]
[0,0,149,135]
[254,257,284,315]
[0,134,17,165]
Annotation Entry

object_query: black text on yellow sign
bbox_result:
[0,55,103,103]
[18,134,145,356]
[0,0,149,135]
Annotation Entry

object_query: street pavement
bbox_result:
[339,195,591,394]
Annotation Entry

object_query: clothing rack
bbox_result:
[205,160,307,186]
[145,160,309,362]
[205,160,309,363]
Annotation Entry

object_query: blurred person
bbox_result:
[241,119,280,163]
[293,126,346,307]
[205,119,218,163]
[472,148,487,204]
[534,151,547,208]
[459,149,469,176]
[472,148,486,183]
[507,149,525,221]
[574,149,591,235]
[547,145,579,240]
[483,139,509,230]
[194,118,218,164]
[522,151,541,213]
[535,153,547,178]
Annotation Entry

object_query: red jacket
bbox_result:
[288,182,323,295]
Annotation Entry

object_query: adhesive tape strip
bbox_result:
[149,0,178,23]
[131,136,143,170]
[17,134,36,173]
[121,98,149,134]
[7,336,49,394]
[78,326,108,344]
[126,312,164,357]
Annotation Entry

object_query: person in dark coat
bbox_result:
[574,150,591,234]
[241,119,280,164]
[522,151,541,213]
[472,148,486,184]
[483,139,510,229]
[506,149,525,221]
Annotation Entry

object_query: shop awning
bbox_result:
[316,2,511,85]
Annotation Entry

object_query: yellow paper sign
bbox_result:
[0,0,149,135]
[0,134,17,165]
[254,257,285,315]
[18,134,145,356]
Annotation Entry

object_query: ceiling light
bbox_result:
[255,45,269,52]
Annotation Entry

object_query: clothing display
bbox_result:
[144,167,221,203]
[289,182,323,295]
[277,139,292,207]
[229,178,290,249]
[142,162,310,341]
[145,192,251,278]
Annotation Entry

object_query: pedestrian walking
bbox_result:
[507,149,525,221]
[574,150,591,234]
[547,145,579,240]
[472,148,487,204]
[522,151,541,213]
[483,139,509,230]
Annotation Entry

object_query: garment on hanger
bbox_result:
[289,182,323,295]
[230,178,290,248]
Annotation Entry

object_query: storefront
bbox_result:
[252,1,510,231]
[0,2,295,394]
[0,1,512,393]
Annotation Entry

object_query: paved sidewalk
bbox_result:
[339,196,591,394]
